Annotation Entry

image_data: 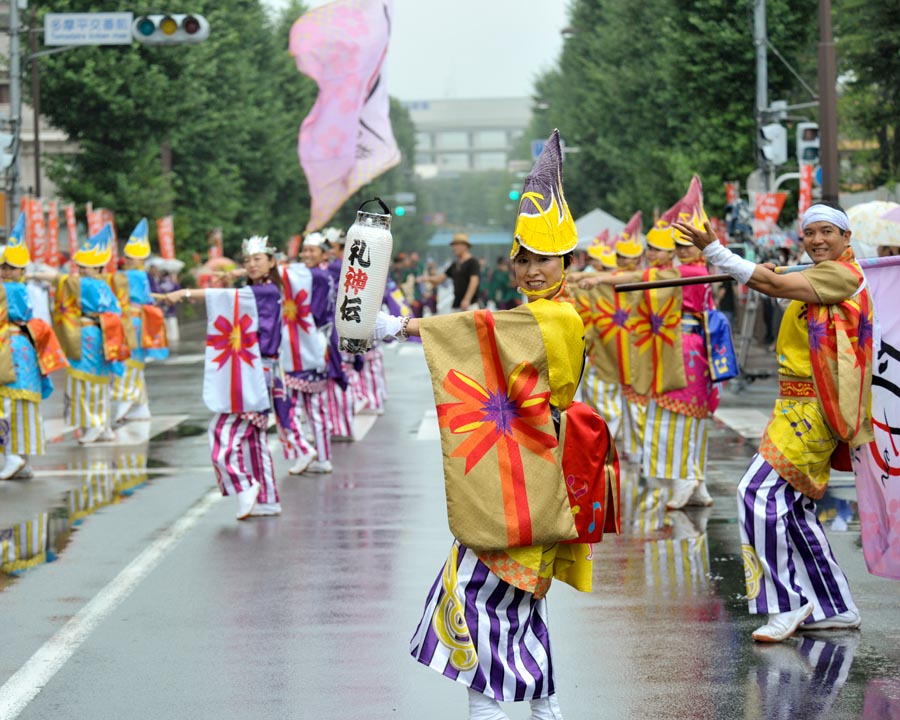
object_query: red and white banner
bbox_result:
[725,181,739,205]
[64,204,78,260]
[852,261,900,580]
[202,288,269,414]
[157,215,175,259]
[208,228,224,260]
[290,0,400,231]
[46,200,59,267]
[798,163,814,217]
[287,234,302,259]
[26,197,47,265]
[753,192,787,238]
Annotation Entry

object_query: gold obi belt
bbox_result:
[778,375,816,398]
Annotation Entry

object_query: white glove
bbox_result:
[702,240,756,285]
[373,311,403,341]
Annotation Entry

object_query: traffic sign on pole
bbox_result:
[44,13,134,46]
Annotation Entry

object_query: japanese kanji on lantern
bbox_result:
[335,197,393,353]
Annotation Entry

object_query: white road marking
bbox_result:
[416,409,439,441]
[713,408,770,439]
[0,489,222,720]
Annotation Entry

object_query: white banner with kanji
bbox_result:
[202,288,269,414]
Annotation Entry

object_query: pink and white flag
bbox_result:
[202,288,269,415]
[852,263,900,580]
[290,0,400,232]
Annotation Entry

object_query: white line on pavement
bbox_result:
[713,407,771,439]
[0,489,222,720]
[416,409,439,441]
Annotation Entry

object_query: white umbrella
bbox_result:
[847,201,900,247]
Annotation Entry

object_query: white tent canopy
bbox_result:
[574,208,645,250]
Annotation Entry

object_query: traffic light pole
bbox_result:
[7,0,21,229]
[754,0,771,191]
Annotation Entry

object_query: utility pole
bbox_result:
[754,0,770,191]
[8,0,22,226]
[817,0,839,203]
[30,3,41,197]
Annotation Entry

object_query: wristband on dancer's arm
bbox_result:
[702,240,756,285]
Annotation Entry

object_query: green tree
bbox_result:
[836,0,900,186]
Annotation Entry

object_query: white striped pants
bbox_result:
[0,396,45,456]
[738,454,856,620]
[621,396,646,463]
[65,371,111,431]
[275,387,317,460]
[581,366,622,439]
[641,400,708,481]
[208,413,279,505]
[112,360,148,418]
[326,378,355,439]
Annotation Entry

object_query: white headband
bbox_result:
[801,205,850,232]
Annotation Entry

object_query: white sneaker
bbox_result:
[98,428,115,442]
[688,481,714,507]
[0,454,26,480]
[249,502,282,517]
[801,609,861,631]
[113,402,132,424]
[235,483,260,520]
[305,459,333,474]
[125,404,151,421]
[666,479,699,510]
[468,688,510,720]
[752,602,815,642]
[529,694,565,720]
[78,426,102,444]
[289,454,316,475]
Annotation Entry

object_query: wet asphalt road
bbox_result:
[1,321,899,720]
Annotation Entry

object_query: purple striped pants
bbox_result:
[299,388,331,462]
[738,454,856,621]
[208,413,279,505]
[326,378,355,439]
[276,389,315,460]
[409,542,555,702]
[357,349,386,412]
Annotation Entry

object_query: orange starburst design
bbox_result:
[436,310,558,547]
[55,292,80,329]
[632,296,680,351]
[283,288,311,332]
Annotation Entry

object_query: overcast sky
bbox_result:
[263,0,569,101]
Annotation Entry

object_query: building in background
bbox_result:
[406,97,530,178]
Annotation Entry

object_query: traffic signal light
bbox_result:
[0,131,14,171]
[759,123,788,166]
[132,14,209,45]
[394,206,406,217]
[796,122,820,165]
[508,189,521,201]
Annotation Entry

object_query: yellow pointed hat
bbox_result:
[123,218,151,259]
[645,195,683,251]
[510,129,578,258]
[614,210,644,258]
[73,223,113,268]
[3,212,30,268]
[674,175,710,246]
[586,229,610,260]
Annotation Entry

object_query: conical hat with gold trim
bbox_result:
[123,218,151,259]
[587,229,610,260]
[73,223,113,267]
[510,130,577,258]
[646,197,682,251]
[3,213,29,268]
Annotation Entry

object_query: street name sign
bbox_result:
[44,13,134,46]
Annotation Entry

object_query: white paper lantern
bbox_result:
[335,198,394,353]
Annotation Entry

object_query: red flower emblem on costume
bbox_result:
[283,288,311,333]
[207,312,258,370]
